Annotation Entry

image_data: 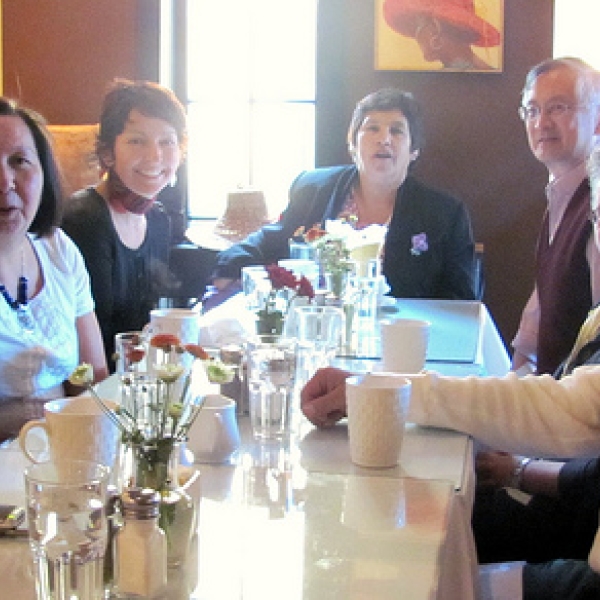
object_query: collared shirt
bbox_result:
[512,162,600,368]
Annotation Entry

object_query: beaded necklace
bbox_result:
[0,248,35,332]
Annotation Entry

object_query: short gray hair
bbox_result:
[522,57,600,108]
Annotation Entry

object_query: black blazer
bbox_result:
[214,165,476,300]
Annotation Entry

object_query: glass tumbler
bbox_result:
[24,460,110,600]
[245,336,297,440]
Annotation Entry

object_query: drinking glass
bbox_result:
[241,265,270,312]
[289,306,345,383]
[245,336,297,440]
[113,331,146,374]
[24,460,110,600]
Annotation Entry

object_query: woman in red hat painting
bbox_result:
[383,0,501,71]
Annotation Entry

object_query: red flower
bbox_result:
[296,275,315,299]
[184,343,210,360]
[126,346,146,364]
[304,224,327,243]
[150,333,181,352]
[266,264,298,290]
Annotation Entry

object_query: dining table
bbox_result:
[0,298,510,599]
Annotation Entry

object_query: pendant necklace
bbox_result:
[0,248,35,333]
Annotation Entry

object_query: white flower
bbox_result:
[155,363,185,384]
[324,220,387,251]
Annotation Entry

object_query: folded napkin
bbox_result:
[198,293,255,347]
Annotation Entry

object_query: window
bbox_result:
[554,0,600,69]
[179,0,317,222]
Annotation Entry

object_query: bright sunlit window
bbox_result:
[553,0,600,69]
[184,0,317,221]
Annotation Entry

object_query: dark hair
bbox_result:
[96,78,188,169]
[347,88,425,154]
[0,97,62,237]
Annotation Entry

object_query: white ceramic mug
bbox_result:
[19,396,120,472]
[145,308,201,372]
[346,373,411,468]
[380,318,431,373]
[187,394,240,463]
[145,308,201,345]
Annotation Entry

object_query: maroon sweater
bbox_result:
[536,179,592,375]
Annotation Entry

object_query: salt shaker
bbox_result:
[115,488,167,599]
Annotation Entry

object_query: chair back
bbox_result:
[47,124,101,197]
[473,242,485,300]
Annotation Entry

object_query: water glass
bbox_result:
[114,331,146,374]
[241,266,271,312]
[119,372,158,432]
[288,240,316,260]
[246,336,297,440]
[24,460,110,600]
[289,306,345,379]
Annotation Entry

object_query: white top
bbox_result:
[0,229,93,405]
[410,366,600,458]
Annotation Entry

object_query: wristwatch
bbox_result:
[510,456,533,490]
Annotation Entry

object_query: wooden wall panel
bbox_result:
[2,0,158,124]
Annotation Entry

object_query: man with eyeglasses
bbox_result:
[512,57,600,377]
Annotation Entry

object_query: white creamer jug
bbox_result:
[187,395,240,463]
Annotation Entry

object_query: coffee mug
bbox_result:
[380,318,431,373]
[145,308,201,345]
[145,308,201,372]
[186,394,240,463]
[346,373,411,468]
[19,396,120,472]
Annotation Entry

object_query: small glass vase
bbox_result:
[255,309,285,335]
[325,270,351,301]
[125,438,196,568]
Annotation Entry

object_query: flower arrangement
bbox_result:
[298,219,389,287]
[297,221,357,298]
[255,264,315,335]
[69,334,235,491]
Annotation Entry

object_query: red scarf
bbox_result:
[106,169,157,215]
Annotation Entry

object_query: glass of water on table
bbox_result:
[24,460,110,600]
[245,336,297,440]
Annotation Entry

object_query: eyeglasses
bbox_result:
[590,207,600,225]
[518,102,585,122]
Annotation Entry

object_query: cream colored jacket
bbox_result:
[409,365,600,458]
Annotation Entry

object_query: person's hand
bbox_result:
[476,451,521,490]
[212,277,237,291]
[300,367,351,428]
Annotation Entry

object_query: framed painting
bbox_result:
[375,0,504,73]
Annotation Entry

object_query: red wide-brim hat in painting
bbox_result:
[383,0,501,48]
